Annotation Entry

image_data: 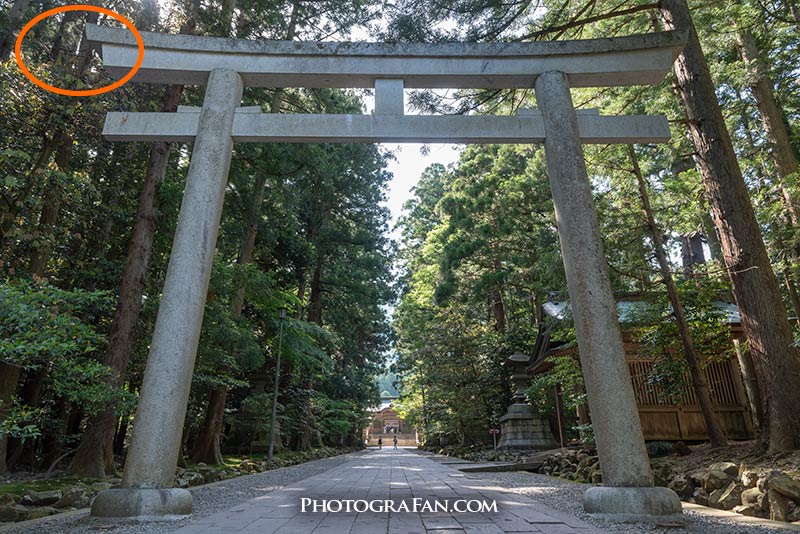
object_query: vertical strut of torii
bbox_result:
[85,24,687,520]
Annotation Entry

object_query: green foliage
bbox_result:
[395,145,561,446]
[0,398,42,443]
[0,280,110,366]
[226,392,276,447]
[628,279,735,404]
[3,0,800,470]
[314,394,368,446]
[529,353,585,417]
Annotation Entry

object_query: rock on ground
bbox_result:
[477,470,790,534]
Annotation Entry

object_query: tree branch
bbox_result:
[520,2,659,40]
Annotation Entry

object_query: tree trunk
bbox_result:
[299,376,314,452]
[740,94,800,320]
[299,252,323,452]
[700,210,722,261]
[308,261,323,325]
[774,230,800,319]
[0,130,61,257]
[783,269,800,318]
[629,145,728,447]
[737,28,800,224]
[0,0,31,61]
[299,259,322,451]
[193,78,291,464]
[221,0,237,36]
[26,11,97,277]
[68,84,185,477]
[190,388,227,465]
[113,416,128,455]
[0,363,22,474]
[733,338,763,430]
[191,166,264,462]
[28,178,64,277]
[6,366,47,470]
[491,258,506,332]
[661,0,800,451]
[230,173,268,315]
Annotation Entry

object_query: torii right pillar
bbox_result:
[535,70,681,517]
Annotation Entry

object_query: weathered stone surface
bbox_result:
[686,469,704,486]
[90,482,112,493]
[740,469,759,488]
[741,487,763,506]
[21,490,61,506]
[26,506,59,519]
[91,488,192,518]
[693,487,710,506]
[652,464,674,488]
[120,68,244,493]
[757,470,783,492]
[709,462,738,477]
[667,475,694,500]
[769,489,790,522]
[54,486,91,509]
[498,403,558,450]
[733,503,759,517]
[85,23,687,89]
[177,471,205,487]
[770,475,800,502]
[0,503,29,522]
[238,460,259,474]
[708,489,724,507]
[197,465,223,482]
[584,486,682,517]
[704,470,733,491]
[788,503,800,522]
[709,482,742,510]
[104,111,673,145]
[535,69,654,496]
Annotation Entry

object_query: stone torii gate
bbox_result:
[86,24,686,519]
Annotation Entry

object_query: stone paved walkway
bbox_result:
[171,448,607,534]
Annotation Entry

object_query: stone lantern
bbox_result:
[497,351,558,450]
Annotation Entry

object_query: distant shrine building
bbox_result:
[365,397,419,446]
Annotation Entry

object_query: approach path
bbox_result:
[171,448,605,534]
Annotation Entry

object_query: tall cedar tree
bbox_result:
[660,0,800,451]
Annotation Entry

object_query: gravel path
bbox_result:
[1,451,365,534]
[477,470,789,534]
[4,451,793,534]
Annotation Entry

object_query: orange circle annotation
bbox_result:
[14,5,144,97]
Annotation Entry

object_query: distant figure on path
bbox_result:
[393,435,398,450]
[378,436,382,450]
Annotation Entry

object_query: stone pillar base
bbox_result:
[497,403,559,450]
[583,486,682,519]
[91,488,192,519]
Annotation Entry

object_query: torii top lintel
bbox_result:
[85,24,686,90]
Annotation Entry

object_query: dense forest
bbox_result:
[391,0,800,454]
[1,0,800,486]
[0,0,396,477]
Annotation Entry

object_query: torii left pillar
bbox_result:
[92,68,243,518]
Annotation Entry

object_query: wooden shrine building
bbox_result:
[529,295,755,442]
